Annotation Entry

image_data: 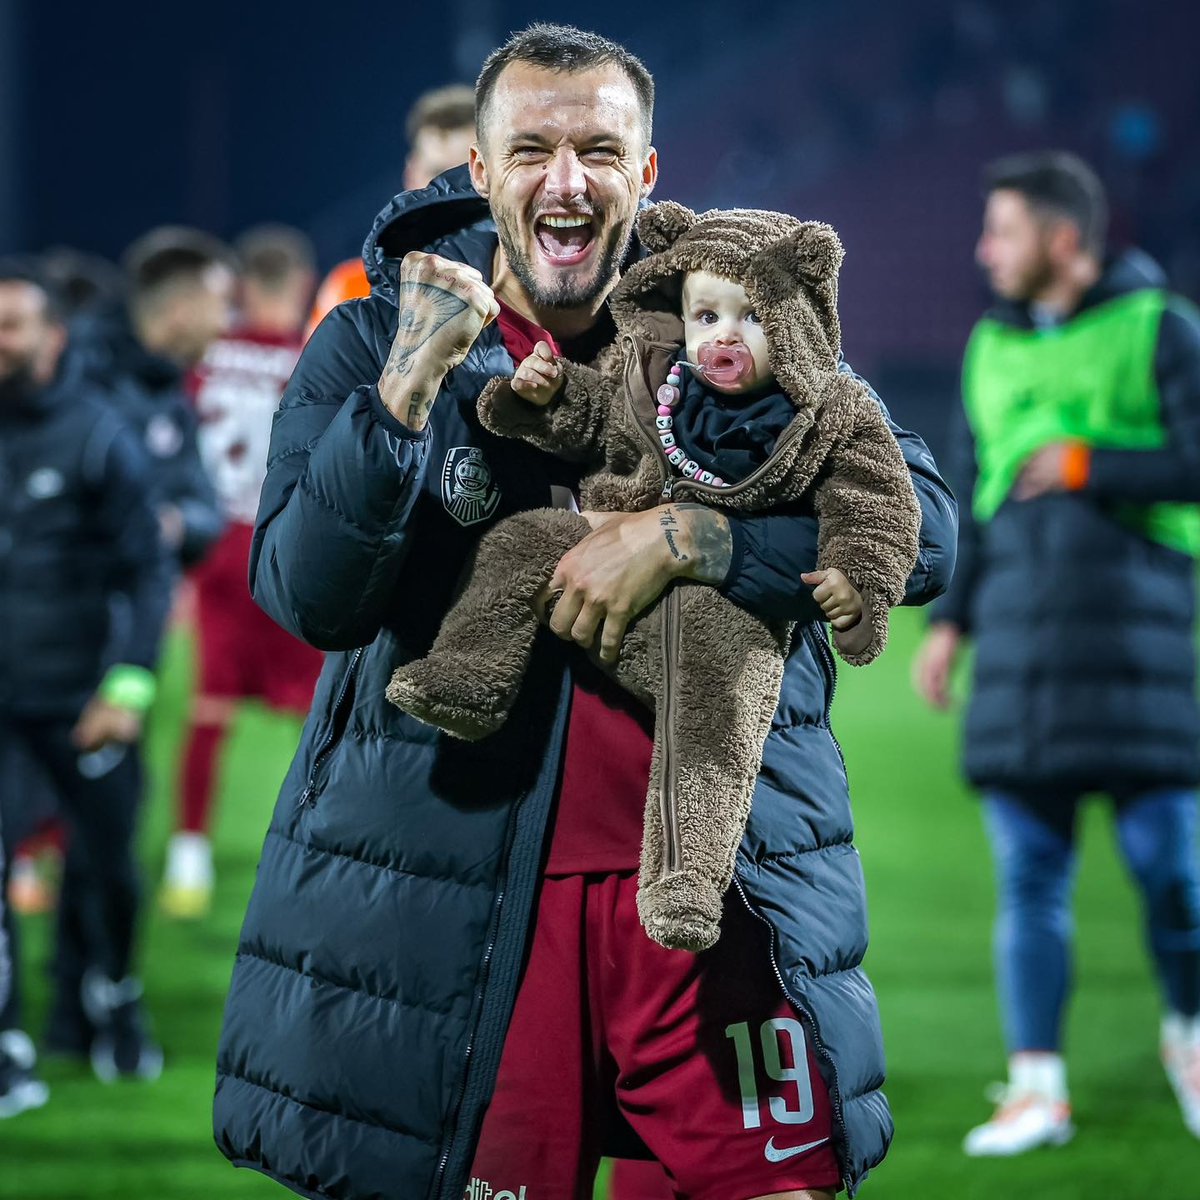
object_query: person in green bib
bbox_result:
[913,151,1200,1156]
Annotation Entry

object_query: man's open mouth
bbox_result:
[534,213,595,264]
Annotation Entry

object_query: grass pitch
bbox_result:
[1,610,1198,1199]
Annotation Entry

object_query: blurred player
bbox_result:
[914,152,1200,1152]
[305,83,475,335]
[159,226,321,918]
[0,260,172,1104]
[6,247,127,918]
[43,229,232,1059]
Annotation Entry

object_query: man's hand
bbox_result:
[1014,441,1088,500]
[911,620,961,710]
[511,341,563,407]
[539,505,733,665]
[71,697,143,752]
[378,251,501,432]
[801,568,863,631]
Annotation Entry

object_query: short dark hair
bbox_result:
[0,256,65,322]
[405,84,476,147]
[234,224,315,291]
[475,23,655,150]
[983,151,1108,257]
[123,226,234,313]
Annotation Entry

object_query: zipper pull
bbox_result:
[661,476,674,500]
[297,784,314,808]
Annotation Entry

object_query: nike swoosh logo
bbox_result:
[764,1135,830,1162]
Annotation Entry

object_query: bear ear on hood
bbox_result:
[758,221,845,290]
[636,201,699,254]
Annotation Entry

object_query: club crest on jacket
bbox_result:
[441,445,501,527]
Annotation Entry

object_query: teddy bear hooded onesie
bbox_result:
[387,202,921,951]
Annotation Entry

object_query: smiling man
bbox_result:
[213,24,957,1200]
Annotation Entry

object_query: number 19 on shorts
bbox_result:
[725,1018,816,1129]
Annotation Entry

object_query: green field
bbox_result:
[2,610,1198,1199]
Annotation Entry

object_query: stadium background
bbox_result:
[2,0,1199,1195]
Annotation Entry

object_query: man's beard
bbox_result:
[0,360,39,409]
[495,207,633,310]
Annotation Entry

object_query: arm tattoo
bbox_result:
[404,390,434,432]
[384,281,469,378]
[674,503,734,585]
[659,507,690,563]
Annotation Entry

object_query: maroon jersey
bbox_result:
[190,326,302,525]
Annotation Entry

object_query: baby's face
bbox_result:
[682,271,773,394]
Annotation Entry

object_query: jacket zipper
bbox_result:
[807,623,846,773]
[659,587,683,876]
[297,647,363,807]
[431,812,513,1197]
[431,661,572,1199]
[733,876,854,1195]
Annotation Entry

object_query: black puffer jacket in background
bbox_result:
[213,167,958,1200]
[70,312,222,567]
[0,371,172,719]
[933,251,1200,791]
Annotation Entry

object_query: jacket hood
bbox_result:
[361,164,494,299]
[609,201,846,414]
[987,247,1168,327]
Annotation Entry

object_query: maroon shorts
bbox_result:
[190,523,323,713]
[466,872,840,1200]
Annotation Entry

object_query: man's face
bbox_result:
[470,62,657,310]
[682,272,772,395]
[403,124,476,191]
[976,189,1056,302]
[164,264,235,366]
[0,281,65,394]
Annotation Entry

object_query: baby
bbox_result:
[387,202,921,951]
[512,268,867,643]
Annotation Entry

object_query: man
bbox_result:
[159,225,322,918]
[306,83,476,335]
[913,151,1200,1154]
[45,229,232,1055]
[214,25,956,1200]
[0,262,172,1106]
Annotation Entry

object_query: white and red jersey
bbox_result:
[189,326,302,525]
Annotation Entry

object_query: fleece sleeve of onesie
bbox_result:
[811,375,924,665]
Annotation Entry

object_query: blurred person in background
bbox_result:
[73,226,231,565]
[0,261,173,1107]
[913,151,1200,1153]
[305,82,476,335]
[44,229,232,1058]
[159,225,322,919]
[5,247,127,919]
[212,24,956,1200]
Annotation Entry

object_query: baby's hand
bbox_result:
[511,340,563,407]
[801,568,863,631]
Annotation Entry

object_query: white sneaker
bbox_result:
[159,832,213,919]
[1162,1013,1200,1138]
[963,1085,1074,1156]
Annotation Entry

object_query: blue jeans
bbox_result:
[984,787,1200,1052]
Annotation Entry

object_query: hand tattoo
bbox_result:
[384,281,468,379]
[674,503,734,585]
[658,508,690,563]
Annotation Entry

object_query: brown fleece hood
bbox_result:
[609,200,846,415]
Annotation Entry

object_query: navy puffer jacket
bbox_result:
[213,167,957,1199]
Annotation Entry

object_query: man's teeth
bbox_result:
[539,215,592,228]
